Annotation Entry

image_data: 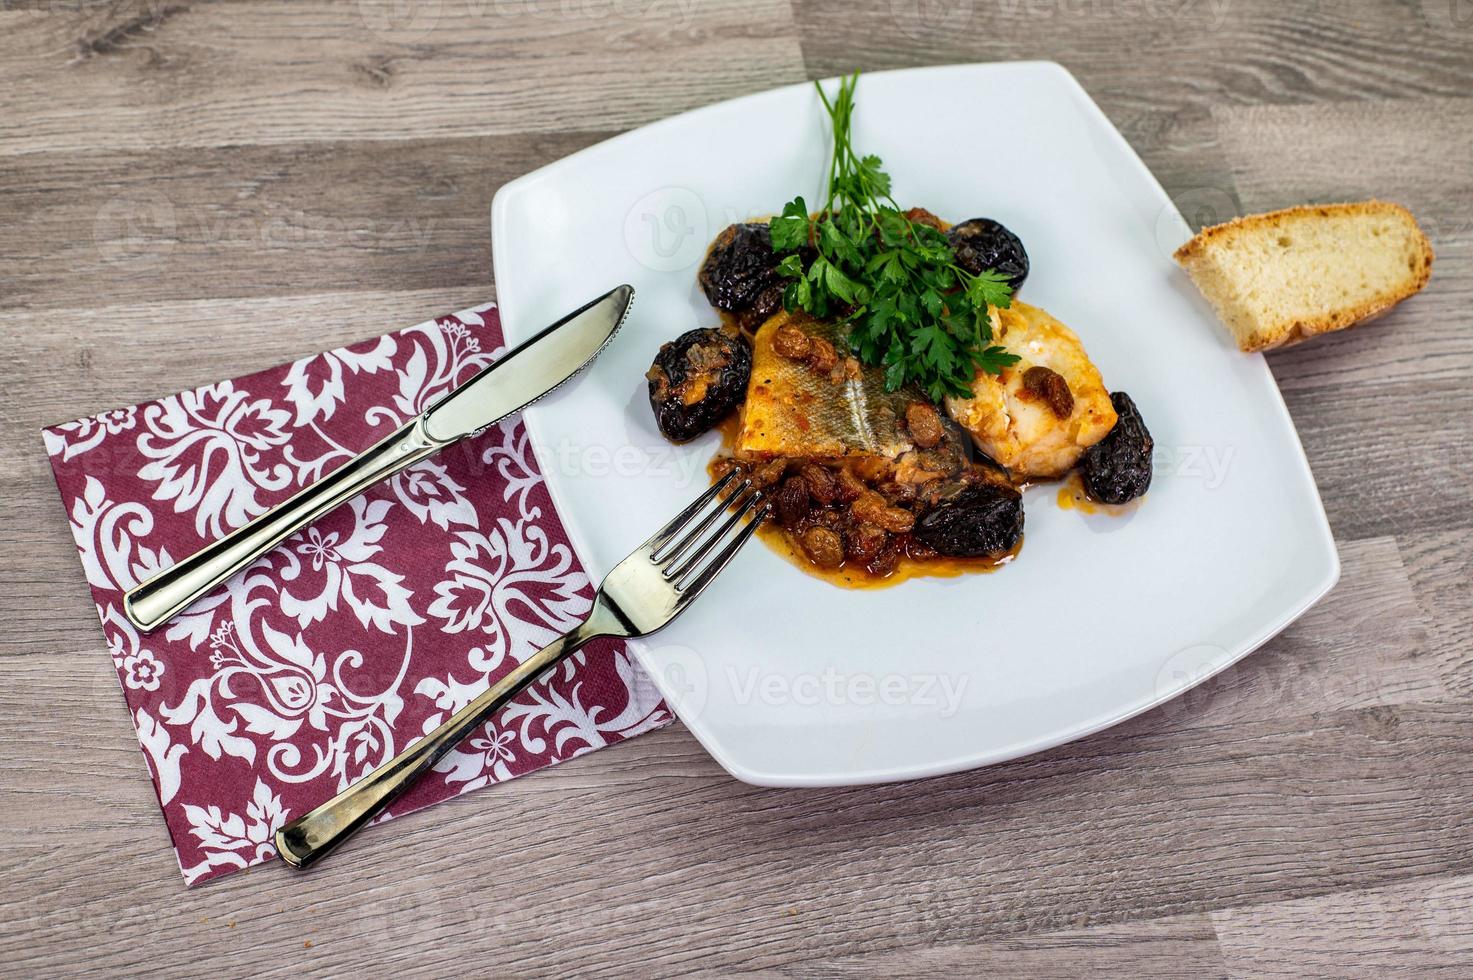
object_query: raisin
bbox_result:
[906,538,939,560]
[851,491,888,526]
[750,459,789,488]
[877,506,915,534]
[866,543,902,577]
[799,463,839,505]
[834,467,867,503]
[903,207,947,231]
[905,401,945,448]
[773,476,811,529]
[772,323,812,361]
[845,522,888,562]
[850,488,913,532]
[808,336,838,374]
[799,526,845,568]
[1021,365,1074,419]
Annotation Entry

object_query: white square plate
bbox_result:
[491,62,1339,786]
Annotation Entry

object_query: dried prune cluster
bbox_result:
[1080,391,1153,504]
[948,217,1030,291]
[645,328,751,443]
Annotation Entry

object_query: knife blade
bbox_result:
[123,284,633,633]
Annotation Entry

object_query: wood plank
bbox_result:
[1280,376,1473,539]
[779,914,1227,978]
[1401,528,1473,701]
[0,0,807,156]
[792,0,1473,112]
[1,0,1472,974]
[0,132,592,312]
[0,287,500,456]
[1211,873,1473,976]
[3,669,1472,975]
[1215,96,1473,247]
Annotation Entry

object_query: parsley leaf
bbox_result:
[769,196,812,252]
[768,72,1020,398]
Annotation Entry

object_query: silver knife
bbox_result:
[123,284,633,633]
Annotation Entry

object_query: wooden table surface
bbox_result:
[2,1,1470,975]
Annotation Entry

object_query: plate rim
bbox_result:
[490,60,1342,787]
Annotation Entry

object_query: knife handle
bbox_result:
[123,416,442,633]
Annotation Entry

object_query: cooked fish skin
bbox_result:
[738,311,914,460]
[944,301,1117,479]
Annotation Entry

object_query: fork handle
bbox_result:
[275,614,612,869]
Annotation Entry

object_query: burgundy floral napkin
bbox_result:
[43,303,670,885]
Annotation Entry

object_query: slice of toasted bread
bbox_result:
[1173,201,1433,352]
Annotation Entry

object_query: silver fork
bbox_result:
[273,470,768,868]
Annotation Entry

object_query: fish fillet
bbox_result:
[737,312,915,460]
[944,301,1117,478]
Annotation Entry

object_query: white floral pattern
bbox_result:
[179,778,288,884]
[44,306,671,886]
[391,458,477,531]
[277,496,424,633]
[43,406,136,461]
[137,381,295,538]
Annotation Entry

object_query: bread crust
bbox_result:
[1173,201,1434,352]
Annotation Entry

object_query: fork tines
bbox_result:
[649,470,769,593]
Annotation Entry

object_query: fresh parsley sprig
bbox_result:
[769,72,1019,402]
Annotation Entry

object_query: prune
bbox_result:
[645,328,751,443]
[699,223,789,327]
[913,480,1024,558]
[1080,391,1153,504]
[948,218,1029,291]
